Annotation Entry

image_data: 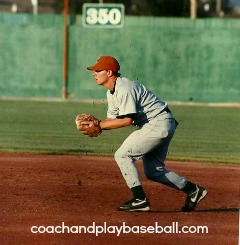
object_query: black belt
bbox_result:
[162,107,179,127]
[162,107,171,113]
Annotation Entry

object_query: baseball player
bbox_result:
[85,56,208,212]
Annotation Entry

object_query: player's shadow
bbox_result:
[149,207,238,213]
[196,207,239,213]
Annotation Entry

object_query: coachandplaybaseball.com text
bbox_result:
[31,222,208,236]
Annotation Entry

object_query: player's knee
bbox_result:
[114,149,125,162]
[114,149,135,165]
[145,167,165,181]
[144,169,156,180]
[145,171,157,181]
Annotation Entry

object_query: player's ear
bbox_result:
[107,70,113,77]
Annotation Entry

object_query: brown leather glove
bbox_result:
[75,114,102,137]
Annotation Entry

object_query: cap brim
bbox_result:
[87,66,96,70]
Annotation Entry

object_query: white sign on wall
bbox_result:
[82,4,125,28]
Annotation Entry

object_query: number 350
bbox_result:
[86,8,122,25]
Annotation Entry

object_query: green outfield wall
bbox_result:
[0,13,239,103]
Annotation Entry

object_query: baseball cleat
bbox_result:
[182,185,208,212]
[117,198,151,212]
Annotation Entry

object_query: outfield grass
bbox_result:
[0,100,239,164]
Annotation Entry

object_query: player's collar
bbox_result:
[110,80,117,94]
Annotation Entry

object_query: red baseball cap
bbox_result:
[87,56,120,72]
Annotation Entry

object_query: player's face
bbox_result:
[92,70,108,85]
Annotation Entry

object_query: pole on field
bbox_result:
[63,0,69,100]
[216,0,224,16]
[31,0,38,14]
[190,0,197,19]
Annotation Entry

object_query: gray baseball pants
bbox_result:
[114,117,187,190]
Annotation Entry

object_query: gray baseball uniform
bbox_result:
[107,77,187,190]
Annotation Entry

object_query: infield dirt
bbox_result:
[0,154,239,245]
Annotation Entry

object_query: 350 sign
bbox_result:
[83,4,124,28]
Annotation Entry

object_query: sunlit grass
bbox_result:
[0,100,239,164]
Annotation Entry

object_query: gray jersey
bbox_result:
[107,77,173,126]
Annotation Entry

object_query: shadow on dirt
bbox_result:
[149,207,238,213]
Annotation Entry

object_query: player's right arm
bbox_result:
[100,117,133,130]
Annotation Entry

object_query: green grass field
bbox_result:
[0,100,239,164]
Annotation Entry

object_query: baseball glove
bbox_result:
[75,114,102,137]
